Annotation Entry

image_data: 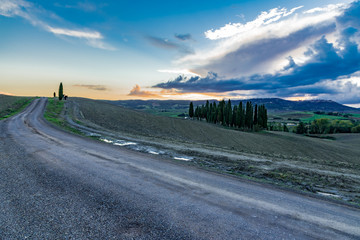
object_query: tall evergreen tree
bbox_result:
[213,102,217,124]
[245,101,253,129]
[226,99,232,126]
[232,105,237,128]
[58,82,64,101]
[263,105,268,129]
[189,102,194,118]
[254,104,258,126]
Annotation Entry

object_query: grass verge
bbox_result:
[44,98,82,135]
[0,98,34,120]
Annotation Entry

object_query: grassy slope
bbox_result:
[44,98,83,134]
[74,98,360,166]
[0,95,33,120]
[44,98,65,125]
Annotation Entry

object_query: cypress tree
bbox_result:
[205,100,209,121]
[213,102,217,124]
[245,101,253,129]
[258,105,263,128]
[58,82,64,101]
[254,104,258,126]
[226,99,232,126]
[222,101,226,126]
[189,102,194,118]
[232,105,237,128]
[263,105,268,129]
[237,102,243,128]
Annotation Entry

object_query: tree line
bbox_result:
[295,119,360,134]
[189,99,268,130]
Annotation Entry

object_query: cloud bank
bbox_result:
[155,1,360,104]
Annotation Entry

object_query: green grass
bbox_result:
[300,113,347,122]
[44,98,64,124]
[0,95,34,120]
[351,113,360,118]
[44,98,83,135]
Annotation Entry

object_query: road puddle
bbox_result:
[174,157,192,161]
[100,137,192,162]
[317,191,341,198]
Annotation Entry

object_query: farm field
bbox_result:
[64,98,360,206]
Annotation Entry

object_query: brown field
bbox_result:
[65,98,360,205]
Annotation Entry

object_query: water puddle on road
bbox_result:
[317,191,341,198]
[174,157,192,161]
[100,137,192,162]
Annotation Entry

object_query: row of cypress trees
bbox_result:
[189,99,268,130]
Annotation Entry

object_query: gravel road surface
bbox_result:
[0,98,359,239]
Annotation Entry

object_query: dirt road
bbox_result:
[0,98,359,239]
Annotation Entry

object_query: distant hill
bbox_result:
[105,98,360,114]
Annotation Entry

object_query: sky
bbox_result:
[0,0,360,107]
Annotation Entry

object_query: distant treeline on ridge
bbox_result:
[189,99,268,130]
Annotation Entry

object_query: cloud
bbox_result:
[128,85,161,98]
[0,0,28,17]
[155,16,360,104]
[60,2,97,12]
[146,36,193,53]
[47,27,102,39]
[154,1,360,104]
[0,0,114,50]
[204,6,304,40]
[73,84,108,91]
[176,3,347,78]
[174,33,192,41]
[157,69,200,76]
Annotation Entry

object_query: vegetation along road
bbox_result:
[0,97,359,239]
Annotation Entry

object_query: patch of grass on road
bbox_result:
[0,96,34,120]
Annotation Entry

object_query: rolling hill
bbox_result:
[104,98,360,116]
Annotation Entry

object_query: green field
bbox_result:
[351,113,360,118]
[300,113,347,122]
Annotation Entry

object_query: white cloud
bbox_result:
[175,3,348,79]
[0,0,114,50]
[157,69,200,76]
[0,0,28,17]
[316,75,360,104]
[304,3,346,14]
[47,27,103,39]
[204,6,304,40]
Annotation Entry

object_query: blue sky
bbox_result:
[0,0,359,107]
